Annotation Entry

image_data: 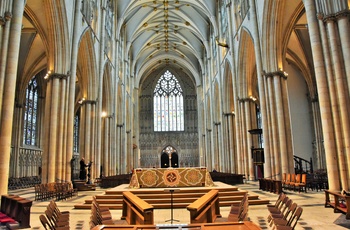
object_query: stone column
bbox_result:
[65,0,81,181]
[267,75,279,179]
[206,129,212,171]
[0,0,23,195]
[126,129,131,173]
[117,123,124,174]
[326,17,349,189]
[239,101,248,177]
[280,75,294,173]
[311,97,324,169]
[244,100,254,180]
[0,11,12,116]
[274,72,288,178]
[52,74,68,181]
[214,122,221,171]
[84,102,92,161]
[103,117,109,176]
[303,0,340,190]
[334,7,350,96]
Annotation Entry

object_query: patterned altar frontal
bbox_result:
[129,167,215,188]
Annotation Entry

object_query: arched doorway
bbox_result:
[160,146,179,168]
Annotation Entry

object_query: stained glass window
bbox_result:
[73,111,80,153]
[154,70,184,131]
[23,76,38,146]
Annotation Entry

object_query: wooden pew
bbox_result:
[325,190,350,219]
[0,195,32,228]
[186,189,221,224]
[121,191,154,225]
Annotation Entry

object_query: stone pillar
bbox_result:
[103,117,109,176]
[303,0,340,190]
[266,75,279,178]
[65,0,81,182]
[117,124,123,174]
[245,100,255,181]
[206,129,212,171]
[126,129,131,173]
[84,102,92,160]
[47,76,61,182]
[311,97,324,169]
[53,74,68,181]
[90,102,96,180]
[325,16,349,189]
[239,101,248,178]
[274,73,288,178]
[0,0,24,195]
[0,11,12,117]
[338,11,350,98]
[214,122,221,171]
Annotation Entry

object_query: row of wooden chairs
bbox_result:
[267,193,303,230]
[8,176,41,190]
[90,196,115,228]
[39,200,70,230]
[282,173,307,193]
[35,182,77,201]
[227,193,249,222]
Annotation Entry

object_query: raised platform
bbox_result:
[74,182,269,210]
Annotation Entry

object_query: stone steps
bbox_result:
[74,184,269,210]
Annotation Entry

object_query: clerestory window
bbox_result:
[153,70,184,131]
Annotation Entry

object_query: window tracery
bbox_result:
[154,70,184,131]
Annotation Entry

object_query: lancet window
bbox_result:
[23,77,38,146]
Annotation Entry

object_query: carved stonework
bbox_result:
[139,68,199,168]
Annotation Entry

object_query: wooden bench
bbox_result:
[325,190,350,219]
[259,178,283,194]
[121,191,154,225]
[0,195,32,228]
[186,189,221,224]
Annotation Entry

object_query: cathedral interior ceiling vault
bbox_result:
[116,0,217,84]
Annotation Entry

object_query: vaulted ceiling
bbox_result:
[116,0,218,84]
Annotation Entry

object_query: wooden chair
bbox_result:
[281,173,287,188]
[283,174,291,189]
[290,174,301,191]
[270,202,298,228]
[228,193,248,222]
[45,208,69,229]
[273,206,303,230]
[294,174,307,193]
[285,174,296,190]
[268,198,292,224]
[268,196,289,215]
[267,193,286,211]
[48,201,69,222]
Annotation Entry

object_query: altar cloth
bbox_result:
[128,167,215,188]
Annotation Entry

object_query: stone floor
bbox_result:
[3,181,350,229]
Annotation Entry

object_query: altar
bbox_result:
[129,167,215,188]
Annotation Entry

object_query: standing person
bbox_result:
[79,157,87,180]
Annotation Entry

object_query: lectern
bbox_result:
[164,188,180,224]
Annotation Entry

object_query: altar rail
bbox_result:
[186,190,221,224]
[121,191,154,225]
